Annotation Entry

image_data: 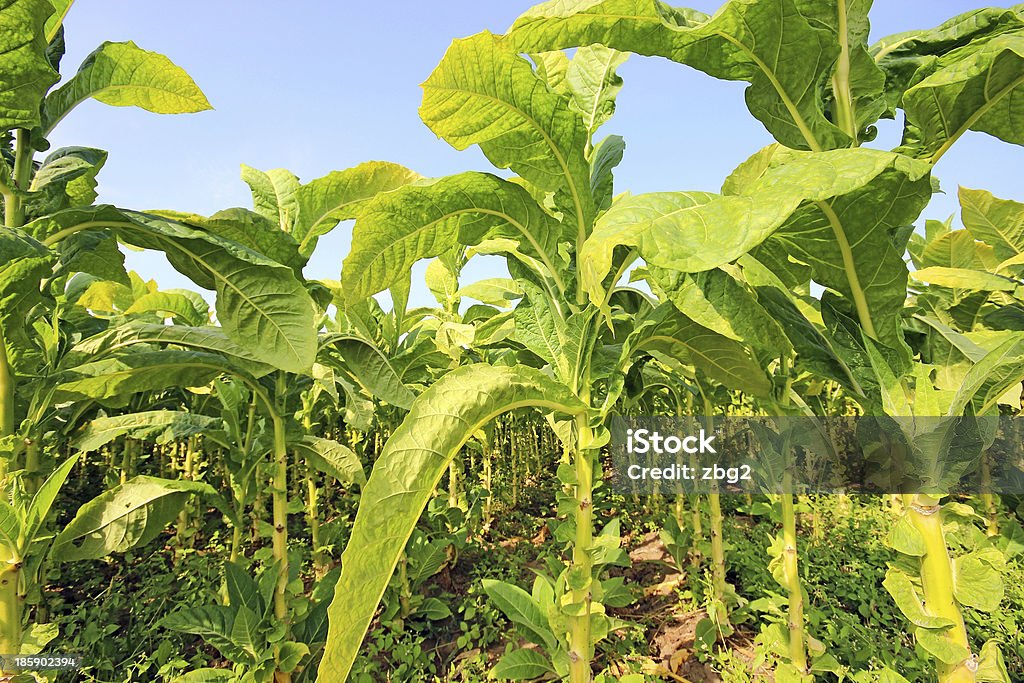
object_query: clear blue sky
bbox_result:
[50,1,1024,307]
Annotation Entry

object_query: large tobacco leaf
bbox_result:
[342,172,567,300]
[420,31,594,231]
[27,206,316,373]
[509,0,851,150]
[0,0,58,132]
[41,40,212,134]
[318,365,586,680]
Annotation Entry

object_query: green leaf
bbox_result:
[622,303,772,397]
[492,647,555,681]
[882,568,956,629]
[900,34,1024,161]
[509,0,850,150]
[29,207,317,373]
[565,44,628,136]
[72,410,221,453]
[953,551,1004,611]
[976,639,1011,683]
[224,561,264,616]
[911,267,1017,292]
[317,364,585,681]
[41,40,212,134]
[482,579,556,650]
[124,291,210,326]
[241,165,301,233]
[53,350,226,403]
[0,0,59,132]
[43,0,73,43]
[52,475,216,561]
[959,187,1024,263]
[420,31,593,229]
[277,641,309,673]
[172,669,237,683]
[292,436,365,488]
[23,454,79,546]
[321,336,416,409]
[290,161,421,259]
[56,230,128,285]
[948,335,1024,415]
[915,626,971,665]
[886,515,926,556]
[0,229,54,373]
[646,265,791,355]
[342,172,566,300]
[161,605,251,664]
[0,499,22,552]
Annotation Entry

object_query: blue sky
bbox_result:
[50,1,1024,308]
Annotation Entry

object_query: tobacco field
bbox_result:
[2,0,1024,681]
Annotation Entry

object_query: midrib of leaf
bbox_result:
[359,206,567,295]
[832,0,858,138]
[962,191,1024,259]
[431,85,588,250]
[718,31,823,152]
[44,0,74,42]
[323,392,586,679]
[928,70,1024,164]
[814,199,879,340]
[147,233,306,371]
[44,82,209,136]
[582,51,618,133]
[639,334,749,386]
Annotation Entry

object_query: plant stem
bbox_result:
[0,547,21,669]
[0,323,14,448]
[780,487,807,672]
[4,130,31,228]
[569,412,594,683]
[271,375,291,683]
[905,494,975,683]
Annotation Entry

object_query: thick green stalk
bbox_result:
[708,490,727,611]
[831,0,858,141]
[780,486,807,673]
[0,547,20,668]
[271,376,291,683]
[4,130,31,228]
[568,412,595,683]
[905,494,974,683]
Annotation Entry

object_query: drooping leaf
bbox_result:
[65,321,274,378]
[320,336,417,409]
[292,436,365,488]
[0,0,59,132]
[590,134,625,213]
[318,365,585,680]
[959,187,1024,263]
[899,34,1024,161]
[882,568,956,629]
[160,605,252,665]
[911,267,1017,292]
[457,279,524,307]
[421,31,594,229]
[290,161,421,259]
[52,475,216,561]
[509,0,850,150]
[72,410,221,453]
[493,648,555,681]
[948,335,1024,416]
[27,146,108,215]
[124,290,210,326]
[28,207,316,373]
[41,40,212,133]
[342,172,567,300]
[580,150,931,317]
[55,229,129,285]
[564,44,628,136]
[54,350,226,403]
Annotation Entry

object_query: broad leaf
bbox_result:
[290,161,421,259]
[321,336,416,409]
[241,165,301,233]
[482,579,555,650]
[52,475,216,561]
[54,349,226,403]
[509,0,850,150]
[959,187,1024,263]
[564,44,627,136]
[292,436,366,487]
[318,365,585,680]
[72,410,221,452]
[24,454,79,546]
[124,291,210,326]
[29,207,316,373]
[900,34,1024,161]
[0,0,59,132]
[421,31,594,229]
[41,40,212,134]
[493,648,555,681]
[342,172,566,300]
